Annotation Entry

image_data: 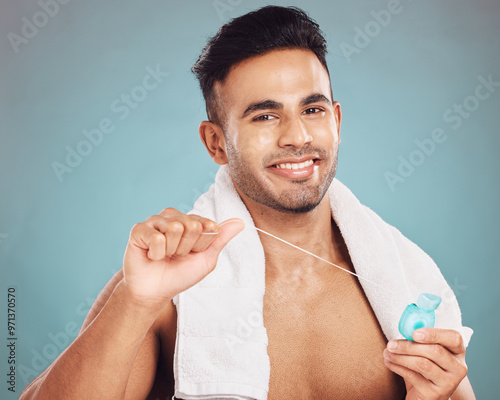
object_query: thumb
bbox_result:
[205,218,245,259]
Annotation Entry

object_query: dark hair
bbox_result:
[191,5,330,128]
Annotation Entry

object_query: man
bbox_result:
[21,6,474,400]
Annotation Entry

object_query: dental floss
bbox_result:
[202,225,442,338]
[253,227,387,291]
[203,226,392,295]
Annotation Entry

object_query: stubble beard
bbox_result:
[225,139,338,214]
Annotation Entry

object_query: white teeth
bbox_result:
[275,159,314,169]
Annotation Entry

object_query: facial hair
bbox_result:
[225,138,338,214]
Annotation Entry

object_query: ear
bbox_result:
[333,101,342,144]
[199,121,228,165]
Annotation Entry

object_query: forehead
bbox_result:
[215,49,332,113]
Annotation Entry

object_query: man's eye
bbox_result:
[253,114,275,121]
[304,107,323,114]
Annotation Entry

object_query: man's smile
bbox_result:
[267,156,321,179]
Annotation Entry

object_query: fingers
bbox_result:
[386,339,462,374]
[188,215,220,252]
[130,216,186,260]
[204,218,245,259]
[413,328,466,355]
[383,329,469,399]
[384,345,445,386]
[383,358,438,398]
[129,208,242,260]
[158,210,219,255]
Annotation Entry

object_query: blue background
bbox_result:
[1,0,499,398]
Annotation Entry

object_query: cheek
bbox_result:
[255,126,276,146]
[233,127,276,161]
[312,118,339,144]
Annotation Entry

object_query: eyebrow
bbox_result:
[240,93,331,119]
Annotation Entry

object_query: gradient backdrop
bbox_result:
[1,0,499,398]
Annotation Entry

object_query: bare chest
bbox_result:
[263,264,406,400]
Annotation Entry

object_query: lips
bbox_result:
[266,155,319,168]
[267,156,320,179]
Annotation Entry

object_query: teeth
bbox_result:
[275,159,314,169]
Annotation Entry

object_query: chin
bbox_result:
[261,190,325,214]
[279,202,321,214]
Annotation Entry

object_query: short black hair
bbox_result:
[191,5,331,128]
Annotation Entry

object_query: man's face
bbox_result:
[214,49,341,214]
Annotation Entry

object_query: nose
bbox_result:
[277,115,313,149]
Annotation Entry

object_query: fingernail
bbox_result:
[387,340,397,350]
[413,331,425,341]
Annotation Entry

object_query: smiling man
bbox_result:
[21,6,474,400]
[215,52,338,215]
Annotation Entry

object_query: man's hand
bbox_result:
[383,327,469,400]
[123,207,245,309]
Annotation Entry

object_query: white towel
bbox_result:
[172,164,473,400]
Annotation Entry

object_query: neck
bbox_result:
[247,193,333,245]
[233,184,342,274]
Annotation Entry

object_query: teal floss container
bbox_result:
[398,293,442,341]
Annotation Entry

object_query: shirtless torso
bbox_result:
[149,219,406,399]
[262,221,406,400]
